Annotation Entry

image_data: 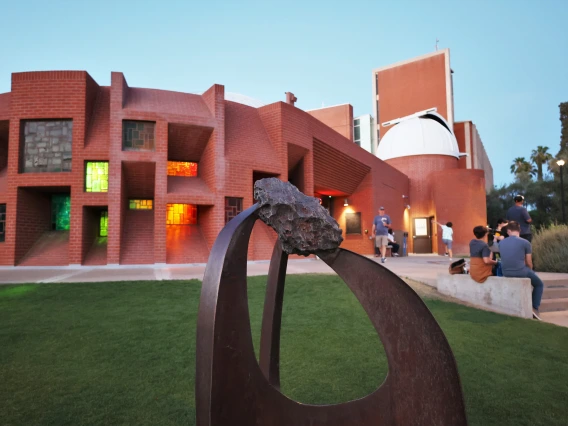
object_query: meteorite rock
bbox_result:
[253,178,343,256]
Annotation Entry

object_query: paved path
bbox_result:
[1,254,567,327]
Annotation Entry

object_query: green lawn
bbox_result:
[0,275,567,426]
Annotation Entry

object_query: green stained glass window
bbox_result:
[51,195,71,231]
[100,211,108,237]
[85,161,109,192]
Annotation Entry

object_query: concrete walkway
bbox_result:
[1,254,567,327]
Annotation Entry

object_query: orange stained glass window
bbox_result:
[167,161,198,177]
[129,199,153,210]
[166,203,197,225]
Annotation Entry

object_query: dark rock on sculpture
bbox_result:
[253,178,343,256]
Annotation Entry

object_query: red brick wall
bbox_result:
[387,155,458,253]
[453,122,468,169]
[81,206,101,263]
[431,169,486,256]
[378,52,448,139]
[14,188,52,264]
[121,210,154,264]
[307,104,354,141]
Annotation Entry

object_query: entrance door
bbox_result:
[413,217,432,253]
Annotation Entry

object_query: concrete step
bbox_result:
[542,279,568,288]
[543,287,568,299]
[539,298,568,313]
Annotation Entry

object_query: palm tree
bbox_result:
[530,146,553,181]
[510,157,535,176]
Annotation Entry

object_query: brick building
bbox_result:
[0,71,410,267]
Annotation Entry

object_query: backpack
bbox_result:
[449,258,467,275]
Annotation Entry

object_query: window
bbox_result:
[20,120,73,173]
[129,199,153,210]
[354,119,361,146]
[167,161,198,177]
[166,204,197,225]
[51,195,71,231]
[99,211,108,237]
[85,161,109,192]
[0,204,5,242]
[225,197,243,224]
[122,121,155,151]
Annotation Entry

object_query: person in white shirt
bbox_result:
[387,229,400,256]
[432,220,453,260]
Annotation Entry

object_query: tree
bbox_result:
[530,145,553,181]
[510,157,535,182]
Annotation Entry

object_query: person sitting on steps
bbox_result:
[387,228,400,257]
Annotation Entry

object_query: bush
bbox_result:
[532,224,568,272]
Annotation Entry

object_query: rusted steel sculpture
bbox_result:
[196,178,468,425]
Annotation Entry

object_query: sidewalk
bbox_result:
[1,254,567,327]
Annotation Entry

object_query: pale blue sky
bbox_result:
[1,0,567,186]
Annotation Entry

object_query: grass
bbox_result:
[0,275,567,426]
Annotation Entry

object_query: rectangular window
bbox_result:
[166,204,197,225]
[225,197,243,224]
[0,204,5,242]
[100,211,108,237]
[20,120,73,173]
[85,161,109,192]
[122,121,155,151]
[51,195,71,231]
[353,119,361,145]
[167,161,198,177]
[129,199,153,210]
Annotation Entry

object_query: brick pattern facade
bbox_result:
[0,70,413,266]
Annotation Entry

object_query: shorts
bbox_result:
[375,235,389,247]
[442,239,453,249]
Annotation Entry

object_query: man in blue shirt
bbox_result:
[499,220,544,320]
[506,195,533,242]
[372,206,391,264]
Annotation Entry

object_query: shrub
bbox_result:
[532,224,568,272]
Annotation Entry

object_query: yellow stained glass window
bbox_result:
[129,199,153,210]
[166,203,197,225]
[167,161,198,177]
[85,161,109,192]
[100,211,108,237]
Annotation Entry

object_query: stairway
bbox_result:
[540,279,568,312]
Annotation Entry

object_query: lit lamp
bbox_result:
[558,159,566,223]
[344,198,349,207]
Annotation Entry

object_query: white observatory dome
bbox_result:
[377,113,460,161]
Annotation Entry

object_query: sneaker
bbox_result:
[444,253,449,257]
[393,253,399,257]
[381,257,386,263]
[532,309,542,321]
[449,258,453,261]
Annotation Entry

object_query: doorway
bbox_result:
[412,217,432,253]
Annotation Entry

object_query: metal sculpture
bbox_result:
[196,182,468,426]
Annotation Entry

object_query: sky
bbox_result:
[1,0,567,187]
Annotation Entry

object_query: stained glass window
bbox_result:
[0,204,6,242]
[100,211,108,237]
[225,197,243,224]
[85,161,109,192]
[122,121,155,151]
[166,204,197,225]
[129,199,153,210]
[51,195,71,230]
[167,161,198,177]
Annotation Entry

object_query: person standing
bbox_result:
[432,220,453,260]
[506,195,533,242]
[499,221,544,320]
[372,206,391,264]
